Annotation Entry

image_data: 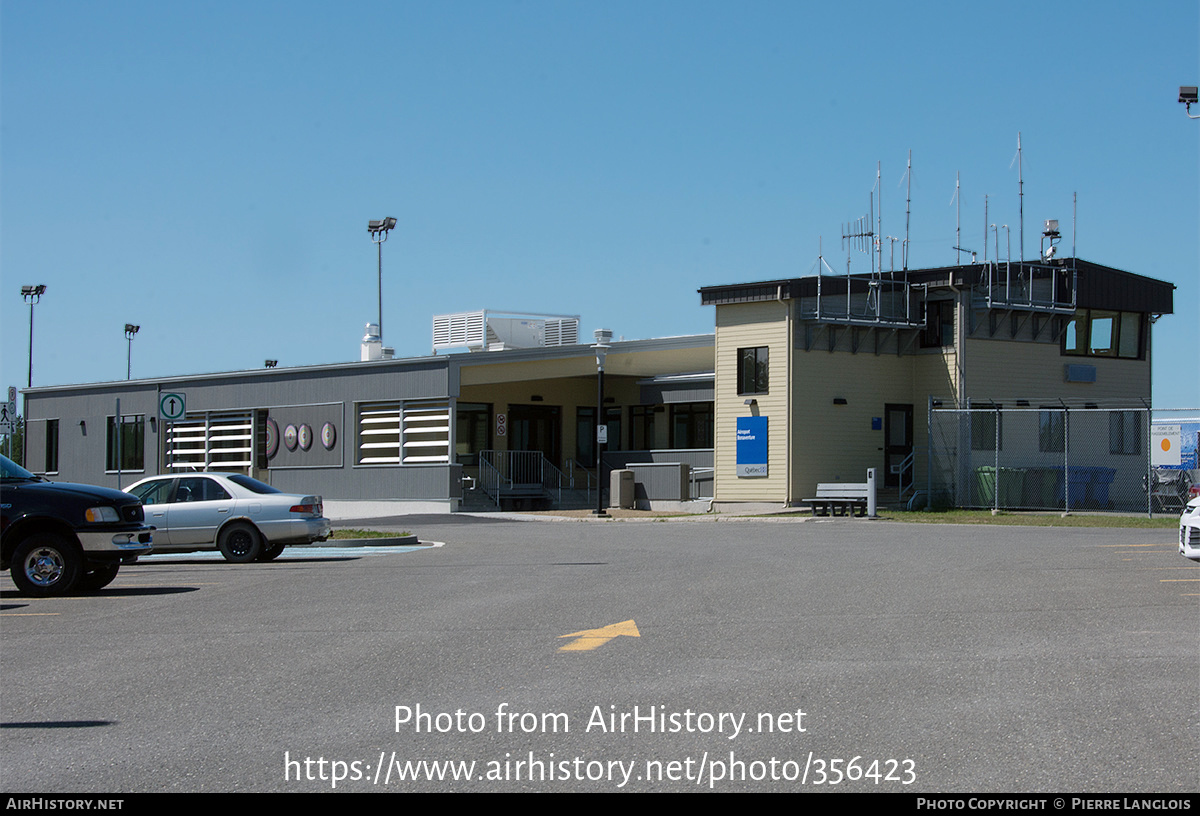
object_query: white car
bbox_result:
[125,473,332,563]
[1180,496,1200,562]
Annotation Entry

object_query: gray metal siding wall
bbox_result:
[603,449,714,469]
[23,418,48,472]
[626,463,690,501]
[22,359,455,498]
[23,383,163,488]
[269,463,463,502]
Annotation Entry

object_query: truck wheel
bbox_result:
[78,564,120,591]
[217,522,261,563]
[11,534,83,596]
[257,541,286,562]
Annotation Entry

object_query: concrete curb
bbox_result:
[322,534,421,548]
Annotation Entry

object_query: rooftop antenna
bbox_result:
[842,165,878,277]
[841,210,874,273]
[951,172,961,264]
[901,150,913,271]
[808,236,839,276]
[983,194,989,263]
[876,162,883,276]
[1072,192,1077,259]
[1011,132,1024,262]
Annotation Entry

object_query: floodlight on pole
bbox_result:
[367,217,398,343]
[125,324,140,380]
[1180,86,1199,119]
[21,285,46,389]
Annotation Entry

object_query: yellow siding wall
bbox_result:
[962,338,1151,405]
[788,349,917,499]
[714,301,790,502]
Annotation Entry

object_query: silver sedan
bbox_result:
[125,473,332,562]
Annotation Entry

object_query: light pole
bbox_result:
[125,324,140,379]
[19,285,45,464]
[367,218,397,344]
[21,285,46,388]
[592,329,612,517]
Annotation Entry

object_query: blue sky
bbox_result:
[2,0,1196,408]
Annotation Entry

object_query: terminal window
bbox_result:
[738,347,769,395]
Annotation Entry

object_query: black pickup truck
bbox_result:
[1,454,153,596]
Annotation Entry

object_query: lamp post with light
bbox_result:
[592,329,612,517]
[21,285,46,389]
[18,285,46,463]
[368,218,398,344]
[125,324,140,380]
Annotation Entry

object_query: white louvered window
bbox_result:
[167,412,253,472]
[401,401,451,464]
[358,401,451,465]
[358,402,402,464]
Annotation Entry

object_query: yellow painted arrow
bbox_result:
[558,619,641,651]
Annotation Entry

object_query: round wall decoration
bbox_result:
[298,423,313,451]
[321,422,337,450]
[264,418,280,459]
[284,423,298,451]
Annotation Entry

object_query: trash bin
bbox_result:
[1087,467,1117,508]
[1023,468,1059,509]
[1065,467,1091,507]
[610,469,635,510]
[973,466,1026,508]
[974,466,996,507]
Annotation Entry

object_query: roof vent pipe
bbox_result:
[361,323,383,361]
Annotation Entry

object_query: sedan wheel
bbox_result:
[217,522,261,563]
[257,541,286,562]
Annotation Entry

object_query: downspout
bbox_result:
[949,275,966,408]
[779,284,792,507]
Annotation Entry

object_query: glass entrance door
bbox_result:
[508,404,561,466]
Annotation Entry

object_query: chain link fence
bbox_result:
[927,405,1199,515]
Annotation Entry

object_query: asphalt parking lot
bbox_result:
[1,516,1195,793]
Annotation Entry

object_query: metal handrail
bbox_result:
[480,449,567,507]
[564,458,597,502]
[542,458,566,505]
[477,454,505,508]
[978,260,1076,312]
[896,451,916,502]
[689,467,714,500]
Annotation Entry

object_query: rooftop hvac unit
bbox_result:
[432,310,580,352]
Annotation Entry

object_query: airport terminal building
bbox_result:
[20,258,1175,513]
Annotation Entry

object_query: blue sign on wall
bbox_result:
[736,416,768,478]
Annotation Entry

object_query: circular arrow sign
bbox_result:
[159,392,186,420]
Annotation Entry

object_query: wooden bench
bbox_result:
[805,483,869,517]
